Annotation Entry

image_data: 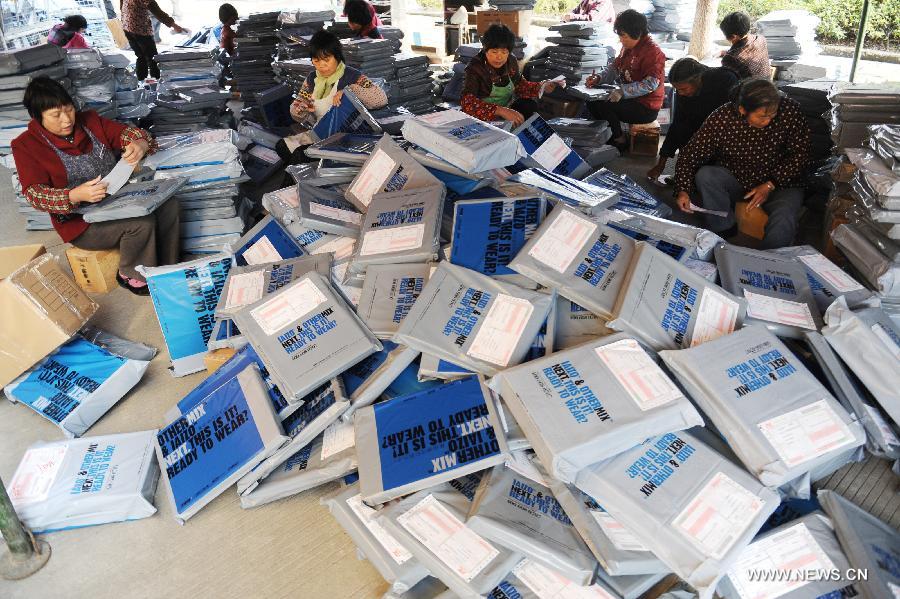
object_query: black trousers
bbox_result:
[588,98,658,139]
[124,31,160,80]
[510,98,538,120]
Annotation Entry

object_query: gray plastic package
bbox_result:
[341,341,421,422]
[547,478,668,576]
[660,325,865,490]
[772,245,873,312]
[417,353,473,382]
[241,421,357,508]
[297,182,364,238]
[214,255,333,319]
[720,511,856,599]
[553,297,612,350]
[595,570,670,599]
[5,430,159,533]
[466,464,598,584]
[347,186,444,284]
[4,331,154,438]
[355,376,509,504]
[231,272,382,403]
[400,109,526,174]
[804,331,900,459]
[77,178,187,223]
[491,333,703,483]
[608,242,746,351]
[598,209,723,261]
[573,431,780,599]
[345,134,441,211]
[493,558,625,599]
[818,489,900,599]
[261,185,301,225]
[378,474,524,597]
[323,483,431,594]
[237,377,348,496]
[831,223,900,297]
[382,577,448,599]
[509,203,635,320]
[358,263,433,339]
[393,261,555,376]
[507,169,619,216]
[715,243,824,338]
[822,297,900,426]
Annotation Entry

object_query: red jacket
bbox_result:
[613,35,666,111]
[11,110,152,243]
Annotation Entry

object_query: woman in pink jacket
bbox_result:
[47,15,91,49]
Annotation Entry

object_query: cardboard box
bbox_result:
[204,348,237,373]
[0,244,45,280]
[735,201,768,240]
[0,254,98,388]
[475,10,532,36]
[66,247,120,293]
[106,18,129,50]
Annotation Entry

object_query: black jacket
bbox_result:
[660,67,738,158]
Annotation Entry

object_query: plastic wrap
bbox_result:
[831,223,900,297]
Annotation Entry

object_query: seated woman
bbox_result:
[585,9,665,150]
[720,11,771,80]
[646,58,737,181]
[461,24,556,126]
[345,0,383,40]
[562,0,614,24]
[674,79,810,250]
[11,77,176,296]
[47,15,90,49]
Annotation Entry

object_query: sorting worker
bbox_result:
[646,58,738,182]
[344,0,382,28]
[47,15,91,49]
[585,9,665,150]
[460,24,557,126]
[720,11,771,80]
[674,79,811,250]
[345,0,383,39]
[562,0,614,24]
[120,0,187,81]
[218,3,238,55]
[11,77,177,296]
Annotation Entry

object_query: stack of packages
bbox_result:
[828,84,900,151]
[155,47,221,95]
[758,10,821,63]
[649,0,695,43]
[543,22,616,89]
[65,49,117,119]
[0,45,68,232]
[439,43,480,104]
[101,50,150,123]
[276,9,333,61]
[343,38,397,82]
[272,58,316,90]
[150,48,229,137]
[489,0,536,9]
[382,53,434,115]
[142,129,248,257]
[231,12,281,119]
[781,79,835,169]
[546,117,618,167]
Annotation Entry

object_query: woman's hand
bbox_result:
[495,106,524,127]
[586,73,601,88]
[70,176,108,204]
[676,191,693,213]
[744,182,773,211]
[289,100,312,122]
[540,80,558,94]
[172,23,187,34]
[332,90,344,106]
[122,139,149,165]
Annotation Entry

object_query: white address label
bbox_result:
[528,209,596,273]
[467,294,535,367]
[594,338,683,410]
[758,399,856,468]
[250,278,327,336]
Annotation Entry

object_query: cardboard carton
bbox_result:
[204,347,237,373]
[0,244,45,280]
[66,247,120,293]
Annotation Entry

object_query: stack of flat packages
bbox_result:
[342,37,397,82]
[111,63,149,124]
[66,49,117,119]
[232,12,281,120]
[758,10,820,61]
[843,147,900,235]
[649,0,695,42]
[544,22,616,87]
[386,53,434,115]
[869,123,900,174]
[582,168,672,217]
[150,48,226,137]
[272,57,316,89]
[276,9,333,60]
[781,79,835,166]
[831,221,900,302]
[546,118,617,167]
[828,84,900,150]
[0,44,66,78]
[489,0,536,9]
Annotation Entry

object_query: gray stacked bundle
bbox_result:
[546,117,617,167]
[272,57,316,89]
[828,84,900,151]
[0,51,67,126]
[151,48,226,137]
[649,0,695,40]
[276,9,334,61]
[67,49,117,119]
[758,10,820,61]
[232,12,281,115]
[544,22,616,86]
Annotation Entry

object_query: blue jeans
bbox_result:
[693,165,803,249]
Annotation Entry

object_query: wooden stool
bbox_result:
[629,121,660,156]
[65,247,120,293]
[735,201,768,240]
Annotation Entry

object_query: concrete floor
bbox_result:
[1,151,897,599]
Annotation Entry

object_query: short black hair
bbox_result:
[218,3,238,24]
[613,9,648,40]
[309,30,345,64]
[732,78,781,113]
[345,0,373,27]
[669,57,708,84]
[23,77,75,120]
[63,15,88,30]
[481,24,516,52]
[720,11,751,38]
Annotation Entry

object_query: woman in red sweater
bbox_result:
[586,9,665,149]
[11,77,177,296]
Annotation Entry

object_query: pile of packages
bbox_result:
[65,48,118,119]
[828,83,900,151]
[546,117,618,167]
[231,11,281,117]
[489,0,536,9]
[758,10,821,61]
[542,22,616,88]
[649,0,695,41]
[3,49,900,599]
[276,9,334,60]
[781,79,835,166]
